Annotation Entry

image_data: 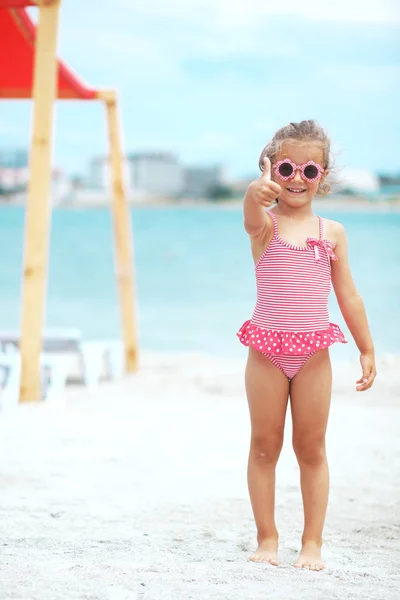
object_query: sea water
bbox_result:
[0,205,399,360]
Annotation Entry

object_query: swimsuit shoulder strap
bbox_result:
[268,211,278,236]
[318,216,324,240]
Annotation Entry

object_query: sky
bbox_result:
[1,0,400,179]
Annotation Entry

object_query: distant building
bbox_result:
[89,156,132,194]
[0,148,28,168]
[0,148,29,194]
[89,152,183,201]
[51,168,74,206]
[183,165,225,198]
[88,157,105,189]
[128,152,183,200]
[378,173,400,187]
[334,168,380,195]
[378,172,400,195]
[229,177,255,197]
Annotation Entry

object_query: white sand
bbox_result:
[0,352,399,600]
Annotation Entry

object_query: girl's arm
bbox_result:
[330,223,377,391]
[243,157,281,236]
[243,185,269,236]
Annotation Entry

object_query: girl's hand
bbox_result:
[356,353,377,391]
[247,157,282,207]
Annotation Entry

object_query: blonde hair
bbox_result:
[258,120,334,196]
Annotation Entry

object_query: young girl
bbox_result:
[237,120,376,571]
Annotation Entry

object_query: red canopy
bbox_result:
[0,3,97,99]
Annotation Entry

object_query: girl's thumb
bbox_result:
[262,156,271,179]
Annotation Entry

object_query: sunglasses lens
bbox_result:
[303,165,319,180]
[278,162,293,178]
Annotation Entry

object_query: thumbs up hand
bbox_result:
[261,156,272,179]
[248,157,282,207]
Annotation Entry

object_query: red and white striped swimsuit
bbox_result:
[237,212,346,379]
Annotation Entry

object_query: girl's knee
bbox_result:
[293,436,327,466]
[250,434,283,465]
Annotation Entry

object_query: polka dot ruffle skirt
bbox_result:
[237,320,347,355]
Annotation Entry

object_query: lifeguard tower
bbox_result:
[0,1,138,402]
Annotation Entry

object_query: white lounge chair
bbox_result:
[0,351,71,410]
[0,329,124,388]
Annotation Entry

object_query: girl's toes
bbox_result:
[269,558,279,566]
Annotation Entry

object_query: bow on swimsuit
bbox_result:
[237,212,346,380]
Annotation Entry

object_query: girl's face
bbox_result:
[271,141,328,208]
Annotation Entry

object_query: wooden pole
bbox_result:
[98,90,138,372]
[19,0,61,402]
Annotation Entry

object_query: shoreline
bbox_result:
[2,195,400,212]
[71,197,400,212]
[111,349,400,403]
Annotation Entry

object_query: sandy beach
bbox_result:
[0,352,399,600]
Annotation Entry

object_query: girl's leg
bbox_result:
[245,348,290,565]
[289,348,332,571]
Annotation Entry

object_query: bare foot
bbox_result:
[294,541,325,571]
[249,537,279,566]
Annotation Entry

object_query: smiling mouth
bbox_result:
[287,188,306,194]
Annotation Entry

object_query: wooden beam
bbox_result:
[19,0,61,402]
[98,90,139,372]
